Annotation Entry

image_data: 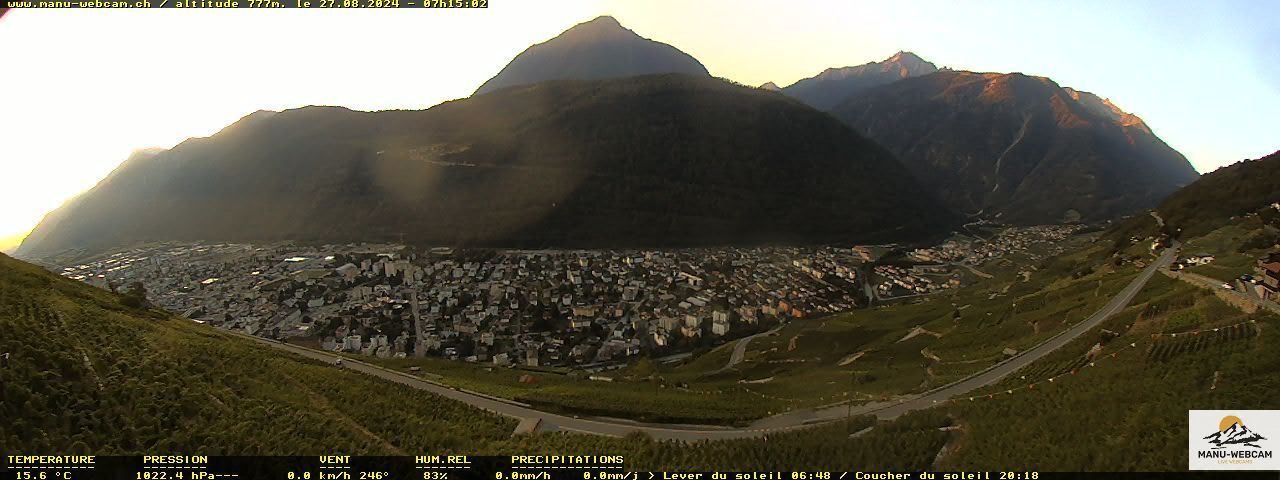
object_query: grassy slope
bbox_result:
[0,253,517,454]
[0,252,953,469]
[942,274,1280,470]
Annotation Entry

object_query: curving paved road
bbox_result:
[705,325,783,376]
[221,245,1177,441]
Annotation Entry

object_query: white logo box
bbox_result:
[1189,410,1280,470]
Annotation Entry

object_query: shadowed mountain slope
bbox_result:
[18,74,959,257]
[782,51,938,111]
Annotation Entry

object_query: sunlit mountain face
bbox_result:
[831,69,1199,223]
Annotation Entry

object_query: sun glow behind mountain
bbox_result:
[1,0,1277,251]
[0,231,28,254]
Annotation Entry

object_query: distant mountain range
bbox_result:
[781,51,938,111]
[16,17,1208,256]
[474,16,709,95]
[16,75,956,257]
[830,69,1200,223]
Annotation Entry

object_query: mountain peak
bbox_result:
[561,15,632,40]
[888,50,923,63]
[759,81,781,91]
[886,51,936,75]
[473,15,709,95]
[584,15,623,28]
[781,51,938,110]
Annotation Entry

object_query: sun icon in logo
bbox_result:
[1220,415,1244,432]
[1204,414,1266,449]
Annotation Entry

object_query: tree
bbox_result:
[121,282,149,309]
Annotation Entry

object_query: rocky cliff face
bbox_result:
[832,70,1199,223]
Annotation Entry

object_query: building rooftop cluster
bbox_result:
[876,225,1083,299]
[908,225,1082,265]
[50,226,1083,367]
[872,264,961,298]
[56,243,869,368]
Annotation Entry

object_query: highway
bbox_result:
[223,244,1177,441]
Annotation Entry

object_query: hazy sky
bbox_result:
[1,0,1276,252]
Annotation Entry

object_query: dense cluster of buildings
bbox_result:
[908,225,1082,264]
[56,244,867,367]
[873,224,1082,298]
[51,225,1082,367]
[872,264,961,298]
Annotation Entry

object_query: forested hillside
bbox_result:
[1157,150,1280,238]
[18,74,957,258]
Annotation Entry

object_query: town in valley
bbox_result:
[47,225,1083,368]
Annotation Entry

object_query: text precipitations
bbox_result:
[504,456,626,480]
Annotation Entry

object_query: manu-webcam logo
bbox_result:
[1189,410,1279,470]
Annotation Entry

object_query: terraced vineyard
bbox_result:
[1146,322,1259,363]
[942,273,1280,470]
[1011,354,1093,383]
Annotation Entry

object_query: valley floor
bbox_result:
[5,219,1278,470]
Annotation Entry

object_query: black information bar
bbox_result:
[3,456,1278,480]
[1,0,488,9]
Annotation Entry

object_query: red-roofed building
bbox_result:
[1256,252,1280,301]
